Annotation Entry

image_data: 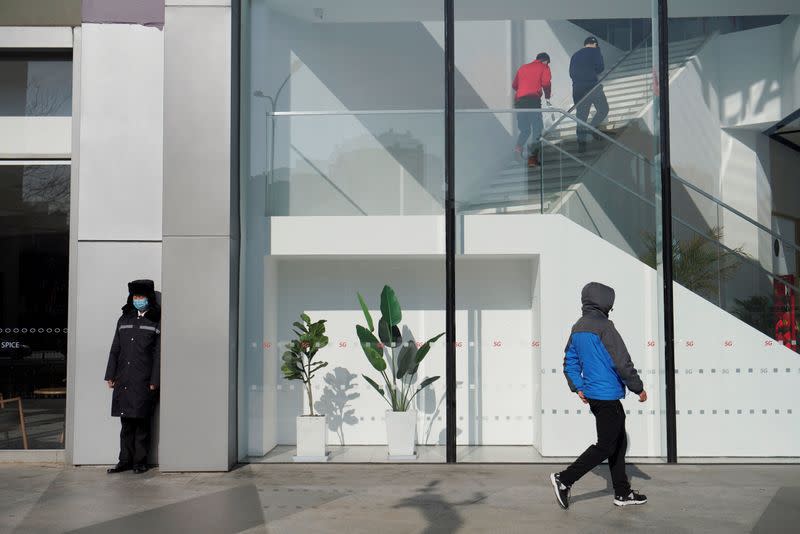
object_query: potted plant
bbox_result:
[356,285,443,459]
[282,313,329,461]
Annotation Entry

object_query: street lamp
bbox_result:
[253,60,302,215]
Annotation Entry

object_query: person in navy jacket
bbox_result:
[569,36,609,152]
[550,282,648,509]
[104,279,161,474]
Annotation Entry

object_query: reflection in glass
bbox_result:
[667,6,800,458]
[0,165,70,449]
[240,0,446,462]
[0,58,72,117]
[454,1,664,462]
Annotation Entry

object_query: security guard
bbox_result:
[104,279,161,474]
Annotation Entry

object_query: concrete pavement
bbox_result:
[2,463,799,533]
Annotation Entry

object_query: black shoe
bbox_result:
[577,141,587,154]
[613,490,647,506]
[132,464,149,474]
[550,473,571,509]
[107,463,132,474]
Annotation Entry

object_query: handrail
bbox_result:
[288,144,368,216]
[269,107,800,256]
[543,33,653,137]
[541,138,800,297]
[670,174,800,256]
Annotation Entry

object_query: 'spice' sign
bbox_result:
[1,341,21,349]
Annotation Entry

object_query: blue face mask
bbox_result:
[133,297,149,311]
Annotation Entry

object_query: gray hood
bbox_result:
[581,282,615,317]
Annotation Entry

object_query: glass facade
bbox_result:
[452,1,665,462]
[666,5,800,458]
[0,164,70,450]
[240,0,447,461]
[240,2,800,462]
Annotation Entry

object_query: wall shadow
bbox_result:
[314,367,360,446]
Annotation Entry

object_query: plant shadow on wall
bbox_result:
[641,226,745,302]
[314,367,360,446]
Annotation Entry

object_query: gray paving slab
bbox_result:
[1,463,799,533]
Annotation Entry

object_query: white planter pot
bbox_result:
[385,410,417,459]
[294,415,328,462]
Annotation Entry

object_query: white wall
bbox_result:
[781,16,800,116]
[70,242,162,464]
[68,23,164,465]
[268,256,536,447]
[661,21,800,284]
[76,24,163,241]
[261,215,665,456]
[0,117,71,159]
[257,213,800,457]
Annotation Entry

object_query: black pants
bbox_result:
[573,84,609,142]
[558,399,631,496]
[119,416,150,466]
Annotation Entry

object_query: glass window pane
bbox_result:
[0,56,72,117]
[668,4,800,459]
[0,164,70,450]
[240,1,446,463]
[454,1,664,462]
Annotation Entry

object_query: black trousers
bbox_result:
[573,84,609,142]
[119,416,150,466]
[558,399,631,496]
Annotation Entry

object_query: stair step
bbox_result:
[606,62,685,79]
[476,37,708,214]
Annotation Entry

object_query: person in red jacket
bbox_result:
[513,52,552,167]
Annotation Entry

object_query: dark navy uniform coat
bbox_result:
[104,283,161,418]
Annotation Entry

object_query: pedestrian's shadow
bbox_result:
[314,367,360,446]
[394,480,486,534]
[570,437,652,504]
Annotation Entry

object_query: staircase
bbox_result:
[467,37,707,212]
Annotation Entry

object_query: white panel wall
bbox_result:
[782,16,800,115]
[0,117,71,159]
[263,213,800,457]
[464,215,664,457]
[716,25,784,129]
[71,242,162,464]
[69,23,164,464]
[674,280,800,457]
[266,257,535,447]
[76,23,164,241]
[265,215,665,456]
[0,26,73,48]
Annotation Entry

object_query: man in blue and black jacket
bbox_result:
[569,36,609,152]
[550,282,648,509]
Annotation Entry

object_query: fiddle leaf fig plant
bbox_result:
[282,313,329,416]
[356,285,444,411]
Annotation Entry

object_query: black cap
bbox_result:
[584,36,599,46]
[128,279,155,297]
[536,52,550,63]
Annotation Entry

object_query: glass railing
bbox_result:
[539,110,799,348]
[260,111,445,216]
[257,108,798,348]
